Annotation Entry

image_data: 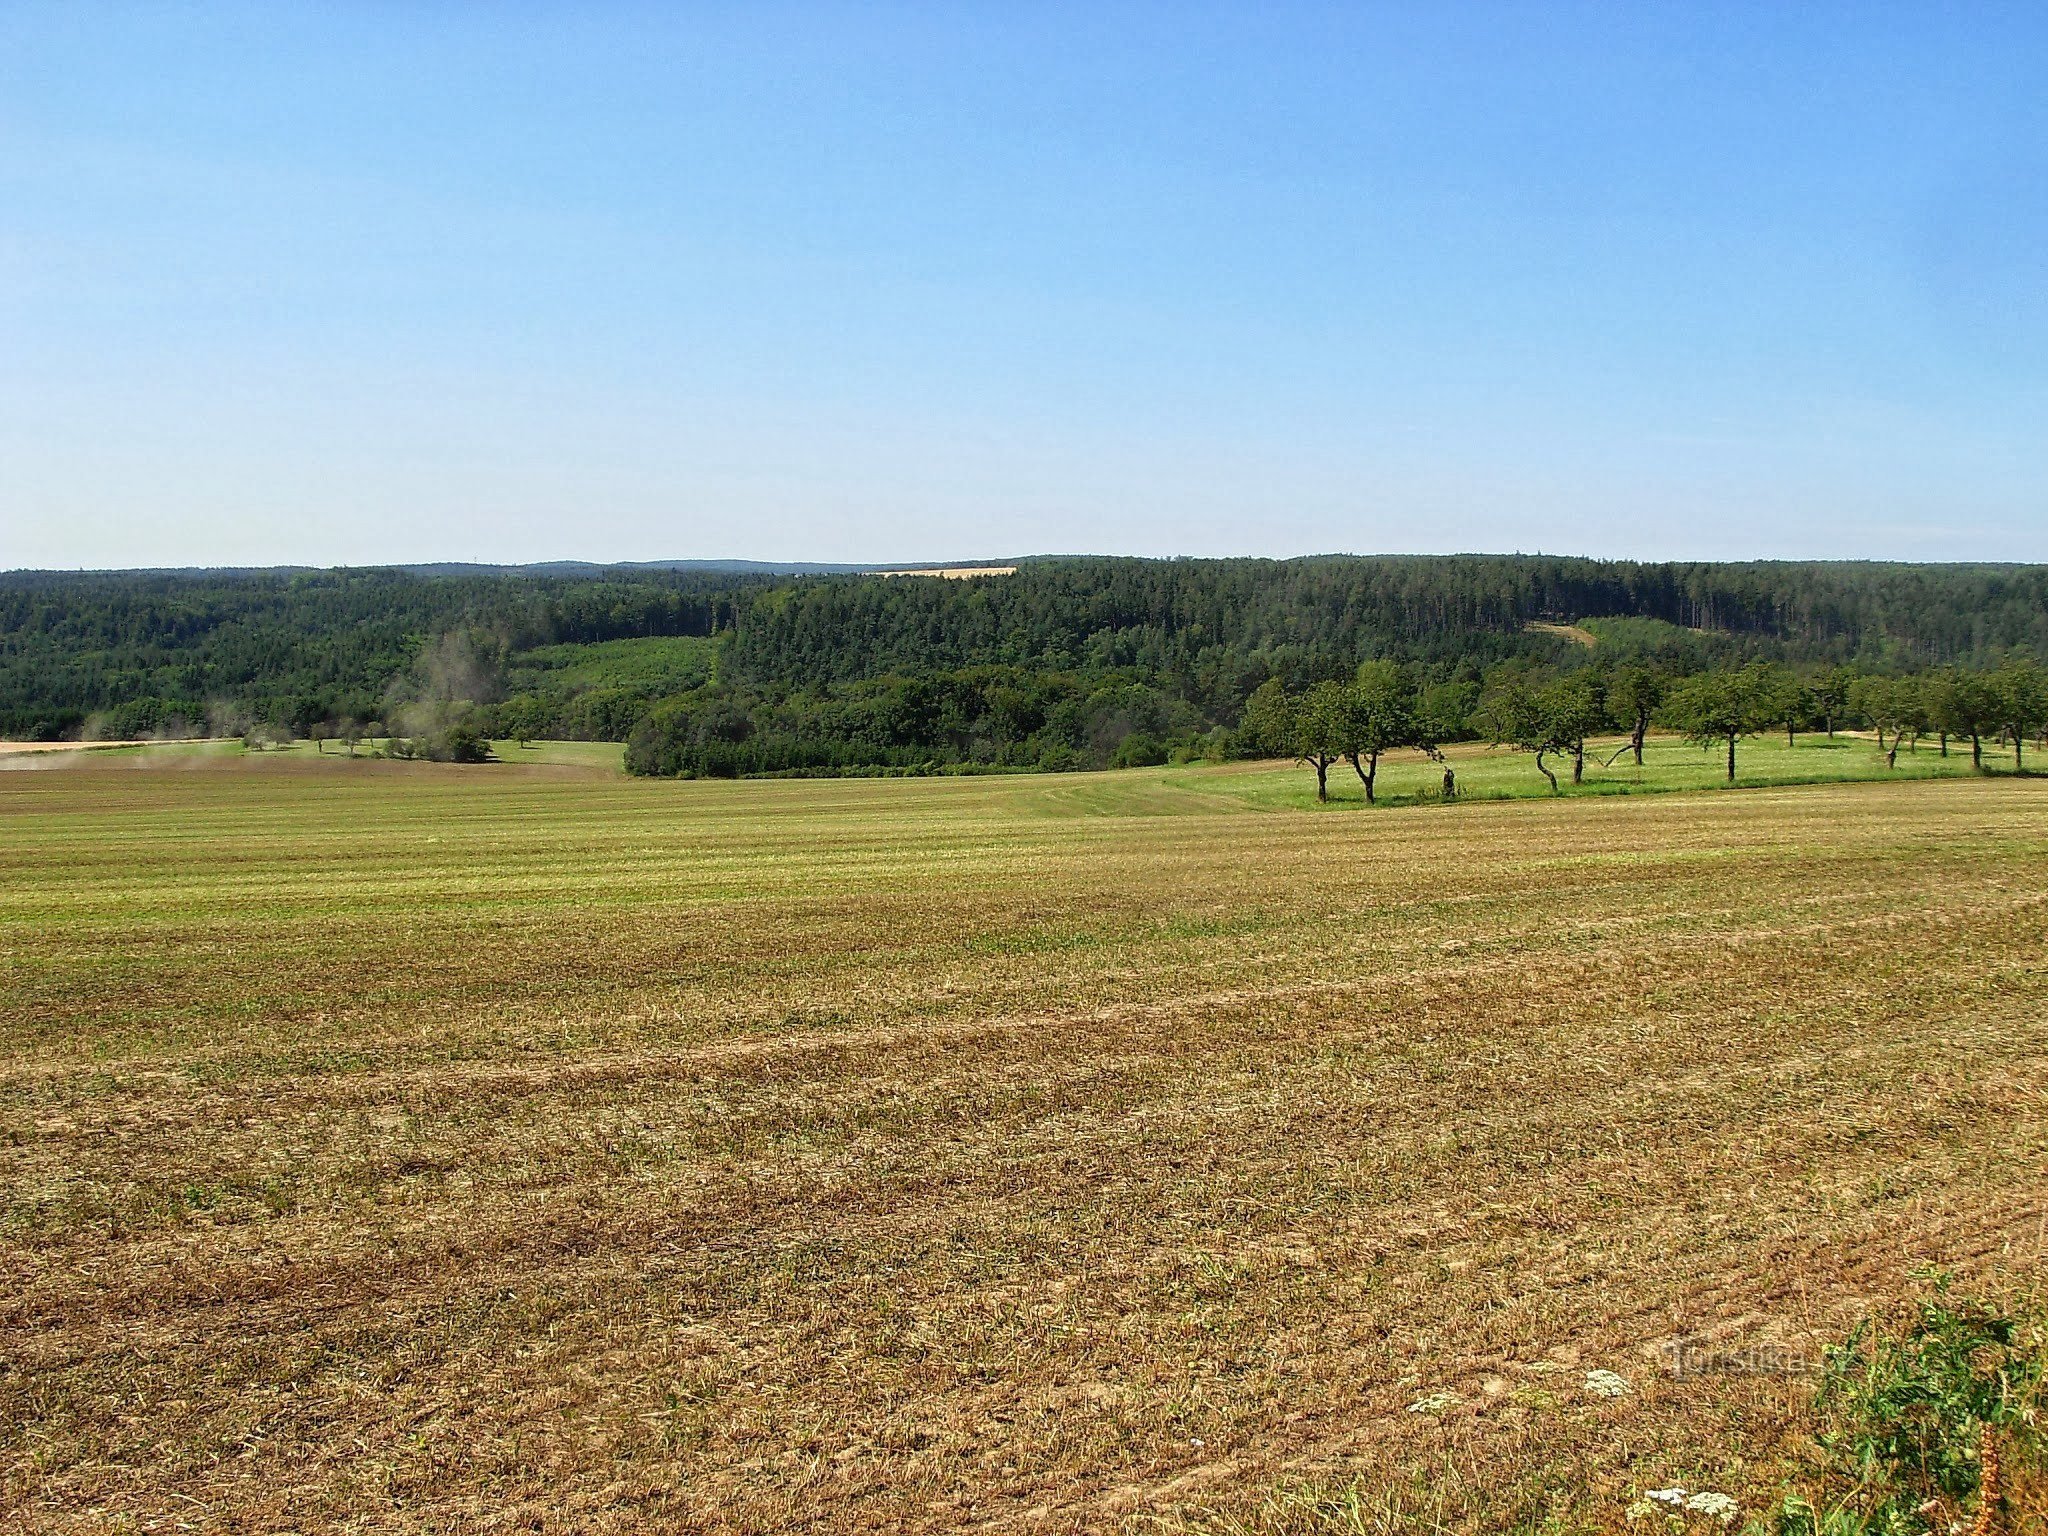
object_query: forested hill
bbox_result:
[0,567,761,739]
[3,556,2046,747]
[721,556,2048,680]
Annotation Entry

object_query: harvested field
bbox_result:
[0,740,164,757]
[3,758,2046,1532]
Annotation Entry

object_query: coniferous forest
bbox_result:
[3,556,2046,775]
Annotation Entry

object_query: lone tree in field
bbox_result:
[1605,664,1663,766]
[1340,661,1418,804]
[1661,663,1776,781]
[1988,659,2047,771]
[1293,680,1349,802]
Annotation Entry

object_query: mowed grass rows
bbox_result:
[3,757,2046,1533]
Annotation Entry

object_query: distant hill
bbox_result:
[13,558,1011,578]
[2,554,2044,748]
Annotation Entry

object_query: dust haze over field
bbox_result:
[3,754,2046,1531]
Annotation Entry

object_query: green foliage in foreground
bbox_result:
[1193,1283,2048,1536]
[1753,1281,2047,1536]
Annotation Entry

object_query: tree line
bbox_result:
[5,558,2048,775]
[1241,657,2048,801]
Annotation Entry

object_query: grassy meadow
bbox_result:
[1186,730,1992,812]
[3,749,2047,1532]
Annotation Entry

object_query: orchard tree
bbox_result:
[1661,663,1776,781]
[1415,679,1478,746]
[1849,675,1907,757]
[1926,669,1996,769]
[1895,679,1931,759]
[1812,667,1857,738]
[1341,661,1417,804]
[1474,670,1603,793]
[1551,675,1605,785]
[1293,681,1348,802]
[1767,668,1813,747]
[1850,675,1930,765]
[1989,660,2047,771]
[1605,664,1663,766]
[1238,678,1295,759]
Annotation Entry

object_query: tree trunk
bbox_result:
[1535,749,1559,794]
[1632,717,1647,766]
[1786,721,1795,746]
[1348,749,1378,804]
[1315,758,1328,801]
[1938,732,1948,757]
[1572,743,1584,784]
[1725,733,1737,781]
[1825,712,1835,739]
[1887,742,1898,769]
[1971,734,1982,770]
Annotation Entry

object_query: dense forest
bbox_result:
[3,556,2045,773]
[0,567,757,740]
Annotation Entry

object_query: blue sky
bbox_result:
[3,2,2044,568]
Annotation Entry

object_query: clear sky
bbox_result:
[3,2,2045,569]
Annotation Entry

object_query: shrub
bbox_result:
[1754,1280,2046,1535]
[391,725,493,763]
[1112,733,1168,768]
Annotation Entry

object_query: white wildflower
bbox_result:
[1584,1368,1633,1398]
[1645,1487,1689,1507]
[1685,1491,1740,1524]
[1406,1390,1462,1414]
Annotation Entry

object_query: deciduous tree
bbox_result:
[1813,667,1857,739]
[1605,665,1663,766]
[1661,663,1776,781]
[1293,681,1349,803]
[1925,669,1996,769]
[1340,662,1416,804]
[1988,660,2047,771]
[1473,671,1603,792]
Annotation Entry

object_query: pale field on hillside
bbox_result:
[878,566,1019,579]
[3,755,2045,1533]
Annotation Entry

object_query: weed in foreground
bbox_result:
[1182,1285,2047,1536]
[1748,1281,2046,1536]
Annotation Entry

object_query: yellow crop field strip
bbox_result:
[4,756,2046,1532]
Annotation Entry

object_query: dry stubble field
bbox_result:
[3,755,2046,1533]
